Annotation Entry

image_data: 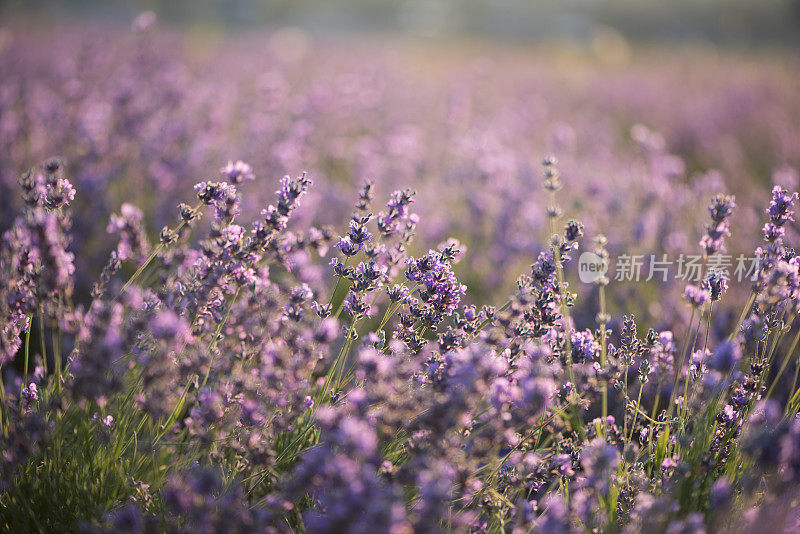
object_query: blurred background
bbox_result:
[4,0,800,45]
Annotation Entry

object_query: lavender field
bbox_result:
[2,9,800,533]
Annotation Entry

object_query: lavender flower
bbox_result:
[767,186,798,226]
[253,173,312,244]
[220,160,255,185]
[405,249,466,317]
[701,270,728,302]
[107,203,149,261]
[377,189,415,236]
[700,194,736,256]
[194,181,240,221]
[683,284,711,308]
[571,329,600,363]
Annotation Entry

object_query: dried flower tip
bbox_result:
[355,180,375,211]
[160,226,177,244]
[543,178,562,192]
[178,203,197,222]
[311,301,332,318]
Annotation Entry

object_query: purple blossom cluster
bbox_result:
[0,154,799,533]
[1,161,76,366]
[700,194,737,256]
[3,17,800,534]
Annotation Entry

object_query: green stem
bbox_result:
[0,376,6,433]
[679,306,705,420]
[119,244,166,295]
[200,288,241,390]
[754,308,793,399]
[650,379,664,420]
[547,187,574,383]
[119,202,201,296]
[703,302,713,353]
[765,321,800,400]
[377,283,417,334]
[22,314,32,392]
[317,317,358,405]
[667,308,697,418]
[599,284,608,425]
[52,328,62,391]
[622,366,629,439]
[790,359,800,406]
[154,379,194,445]
[37,304,48,376]
[627,382,645,444]
[334,319,358,391]
[155,287,241,445]
[554,258,574,384]
[729,291,756,341]
[472,299,512,339]
[327,259,349,307]
[789,384,800,412]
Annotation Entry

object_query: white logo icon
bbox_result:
[578,252,609,284]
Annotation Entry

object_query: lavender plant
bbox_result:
[0,152,799,534]
[2,15,800,532]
